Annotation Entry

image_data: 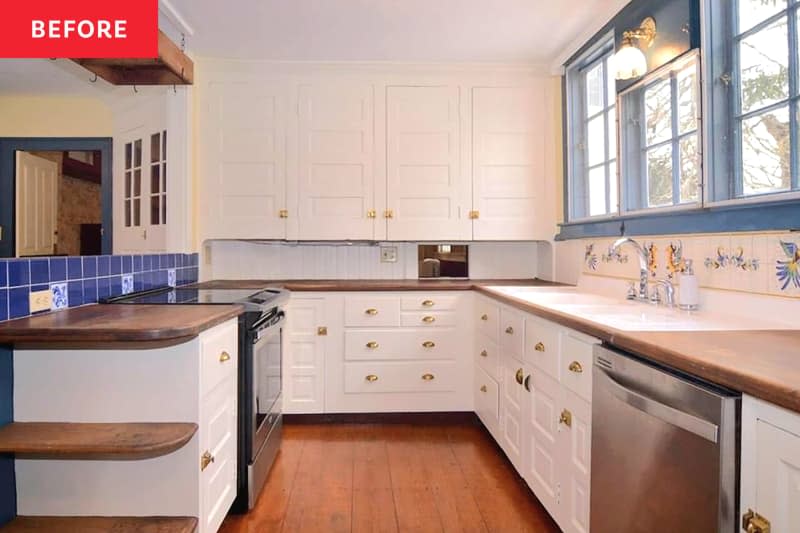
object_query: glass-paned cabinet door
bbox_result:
[150,130,167,225]
[124,139,143,227]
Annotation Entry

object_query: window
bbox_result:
[150,130,167,225]
[124,139,142,228]
[619,52,701,212]
[566,36,617,220]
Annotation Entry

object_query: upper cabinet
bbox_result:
[196,63,556,243]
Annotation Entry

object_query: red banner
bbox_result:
[0,0,158,58]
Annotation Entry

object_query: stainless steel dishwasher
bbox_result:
[591,345,739,533]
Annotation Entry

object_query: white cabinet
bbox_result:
[741,395,800,533]
[385,86,471,240]
[199,80,288,240]
[284,295,330,414]
[294,83,380,240]
[557,387,592,533]
[472,86,548,240]
[498,307,526,472]
[525,370,560,520]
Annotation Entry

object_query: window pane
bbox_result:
[645,78,673,145]
[133,139,142,167]
[741,105,791,194]
[125,142,132,170]
[151,164,160,194]
[739,17,789,114]
[679,135,700,203]
[586,62,604,116]
[151,196,160,226]
[125,200,131,228]
[162,194,167,224]
[133,199,141,226]
[609,161,618,212]
[124,171,131,199]
[587,115,605,166]
[162,162,167,191]
[151,133,160,163]
[677,63,698,134]
[134,169,141,197]
[647,144,674,207]
[738,0,787,34]
[606,56,616,103]
[607,107,617,159]
[588,166,607,216]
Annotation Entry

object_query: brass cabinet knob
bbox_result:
[366,341,379,349]
[422,341,435,348]
[422,316,436,323]
[480,314,488,321]
[568,361,583,374]
[505,326,514,334]
[480,349,488,358]
[559,409,572,428]
[367,209,377,219]
[534,342,545,352]
[469,210,480,220]
[384,209,394,219]
[365,374,379,382]
[421,373,435,381]
[742,509,770,533]
[219,351,231,363]
[422,300,435,307]
[279,209,289,219]
[365,308,379,315]
[480,385,488,393]
[200,450,215,471]
[317,326,328,336]
[515,368,524,385]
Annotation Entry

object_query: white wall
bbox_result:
[203,240,542,281]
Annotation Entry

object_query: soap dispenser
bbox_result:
[679,259,699,311]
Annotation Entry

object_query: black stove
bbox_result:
[106,287,287,311]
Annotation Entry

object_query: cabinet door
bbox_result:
[15,152,58,257]
[472,86,546,240]
[750,420,800,533]
[386,86,470,240]
[284,297,327,413]
[524,369,560,521]
[296,84,377,240]
[201,81,287,239]
[558,388,592,533]
[500,353,527,472]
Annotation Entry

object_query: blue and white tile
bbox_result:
[167,269,177,288]
[67,281,83,307]
[82,256,97,278]
[83,278,98,304]
[768,234,800,296]
[8,260,29,287]
[49,257,66,282]
[122,274,134,295]
[67,257,82,280]
[50,283,68,310]
[30,259,49,285]
[0,289,8,321]
[9,286,29,319]
[0,260,6,287]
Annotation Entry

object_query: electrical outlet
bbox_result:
[30,289,52,313]
[380,246,398,263]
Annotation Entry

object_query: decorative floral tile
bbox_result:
[121,275,134,295]
[167,268,177,288]
[583,244,599,272]
[774,237,800,294]
[50,283,68,310]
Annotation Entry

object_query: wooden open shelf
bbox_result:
[0,422,197,460]
[0,516,197,532]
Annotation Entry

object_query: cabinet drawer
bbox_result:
[560,331,598,402]
[400,311,457,328]
[401,294,460,311]
[500,308,525,358]
[344,296,400,327]
[201,374,237,533]
[476,299,499,341]
[475,365,500,429]
[344,361,457,394]
[524,315,561,380]
[201,320,238,395]
[345,329,457,361]
[475,334,500,381]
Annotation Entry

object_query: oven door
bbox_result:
[250,309,284,460]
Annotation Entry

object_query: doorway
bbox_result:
[0,137,112,258]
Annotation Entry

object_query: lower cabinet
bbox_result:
[283,295,330,414]
[741,395,800,533]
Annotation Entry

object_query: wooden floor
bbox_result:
[220,422,559,533]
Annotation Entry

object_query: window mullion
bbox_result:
[791,5,800,190]
[671,73,681,205]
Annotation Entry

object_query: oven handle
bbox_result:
[251,310,285,339]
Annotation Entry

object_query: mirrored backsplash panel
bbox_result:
[0,253,199,321]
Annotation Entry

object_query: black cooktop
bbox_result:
[106,287,288,311]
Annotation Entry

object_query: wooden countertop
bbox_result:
[0,304,243,346]
[193,278,561,291]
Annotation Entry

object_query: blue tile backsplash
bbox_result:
[0,253,198,323]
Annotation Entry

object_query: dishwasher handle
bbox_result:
[595,365,719,443]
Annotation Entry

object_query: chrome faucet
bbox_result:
[652,279,676,307]
[610,237,650,301]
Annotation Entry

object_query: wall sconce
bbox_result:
[614,17,657,80]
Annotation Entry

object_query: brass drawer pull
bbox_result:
[422,341,435,348]
[422,316,435,323]
[480,350,488,358]
[384,209,394,219]
[365,374,379,382]
[200,451,215,471]
[480,314,488,321]
[365,308,378,315]
[505,326,514,334]
[421,373,435,381]
[568,361,583,374]
[742,509,770,533]
[559,409,572,428]
[515,368,524,385]
[219,351,231,363]
[279,209,289,219]
[534,342,545,352]
[366,341,379,349]
[480,385,488,393]
[422,300,435,307]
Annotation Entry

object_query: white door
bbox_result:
[501,354,526,472]
[752,420,800,533]
[201,81,287,240]
[558,388,592,533]
[386,86,470,240]
[472,86,546,240]
[284,297,327,414]
[295,84,377,240]
[15,151,58,257]
[524,369,561,520]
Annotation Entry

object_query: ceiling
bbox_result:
[168,0,627,64]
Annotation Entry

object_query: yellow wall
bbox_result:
[0,95,113,137]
